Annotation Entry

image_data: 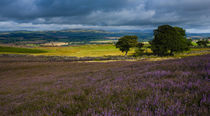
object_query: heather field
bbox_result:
[0,54,209,115]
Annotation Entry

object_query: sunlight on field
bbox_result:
[0,44,209,58]
[36,44,135,57]
[0,44,135,57]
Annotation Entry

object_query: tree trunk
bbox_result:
[170,50,174,56]
[125,51,128,57]
[145,47,148,54]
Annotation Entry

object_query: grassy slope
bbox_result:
[0,54,209,115]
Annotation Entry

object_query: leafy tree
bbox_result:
[150,25,190,56]
[174,27,186,36]
[175,26,192,50]
[134,42,144,56]
[196,39,209,47]
[115,35,138,56]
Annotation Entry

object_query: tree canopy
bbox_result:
[115,35,138,56]
[150,25,190,56]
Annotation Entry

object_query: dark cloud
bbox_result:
[0,0,210,32]
[35,0,131,17]
[0,0,131,19]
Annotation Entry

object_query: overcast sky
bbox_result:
[0,0,210,33]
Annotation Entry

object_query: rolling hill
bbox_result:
[0,29,209,46]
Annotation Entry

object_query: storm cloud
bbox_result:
[0,0,210,32]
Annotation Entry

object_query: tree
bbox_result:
[150,25,190,56]
[115,35,138,56]
[197,39,209,47]
[134,42,144,56]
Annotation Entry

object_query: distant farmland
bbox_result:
[0,29,154,45]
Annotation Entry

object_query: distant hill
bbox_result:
[0,29,152,45]
[0,29,209,45]
[187,33,210,39]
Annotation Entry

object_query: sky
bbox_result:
[0,0,210,33]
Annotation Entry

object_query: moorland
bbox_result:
[0,29,210,115]
[0,53,209,115]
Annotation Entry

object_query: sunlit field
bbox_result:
[37,44,135,57]
[0,44,135,57]
[0,44,209,59]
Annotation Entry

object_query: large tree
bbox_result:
[115,35,138,56]
[150,25,190,56]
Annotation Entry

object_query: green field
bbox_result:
[0,44,210,59]
[0,44,135,57]
[0,46,47,54]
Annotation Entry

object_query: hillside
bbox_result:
[1,29,209,46]
[0,29,153,45]
[0,54,209,115]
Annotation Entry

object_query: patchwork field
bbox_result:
[0,54,209,115]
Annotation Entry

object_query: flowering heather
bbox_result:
[0,55,209,115]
